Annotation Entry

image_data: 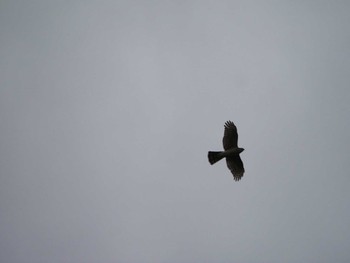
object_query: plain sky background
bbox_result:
[1,1,350,262]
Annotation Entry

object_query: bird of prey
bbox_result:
[208,121,245,181]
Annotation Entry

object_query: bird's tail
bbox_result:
[208,151,224,165]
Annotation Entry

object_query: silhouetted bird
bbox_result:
[208,121,245,181]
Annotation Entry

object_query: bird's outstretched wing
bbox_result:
[226,155,245,181]
[223,120,238,150]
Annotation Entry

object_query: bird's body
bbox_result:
[208,121,245,181]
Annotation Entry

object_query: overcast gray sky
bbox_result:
[1,1,350,262]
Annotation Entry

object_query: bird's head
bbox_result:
[237,148,244,153]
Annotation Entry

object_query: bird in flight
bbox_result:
[208,121,245,181]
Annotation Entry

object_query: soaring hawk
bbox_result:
[208,121,245,181]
